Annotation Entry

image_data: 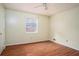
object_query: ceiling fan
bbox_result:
[34,3,48,10]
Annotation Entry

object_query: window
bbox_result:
[25,17,38,33]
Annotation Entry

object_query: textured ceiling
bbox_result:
[3,3,79,16]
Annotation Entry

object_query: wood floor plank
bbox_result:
[1,41,79,56]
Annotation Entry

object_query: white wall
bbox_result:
[6,9,50,46]
[50,7,79,50]
[0,4,5,54]
[5,4,79,51]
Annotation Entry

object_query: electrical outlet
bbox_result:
[53,38,56,41]
[66,40,68,42]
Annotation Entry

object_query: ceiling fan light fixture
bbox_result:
[43,3,48,10]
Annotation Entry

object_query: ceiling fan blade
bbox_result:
[34,3,48,10]
[34,4,43,8]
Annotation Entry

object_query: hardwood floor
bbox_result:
[1,41,79,56]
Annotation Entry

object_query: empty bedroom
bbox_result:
[0,3,79,56]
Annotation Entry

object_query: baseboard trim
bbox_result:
[50,40,79,51]
[6,40,50,47]
[0,46,6,55]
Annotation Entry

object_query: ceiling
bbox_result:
[3,3,79,16]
